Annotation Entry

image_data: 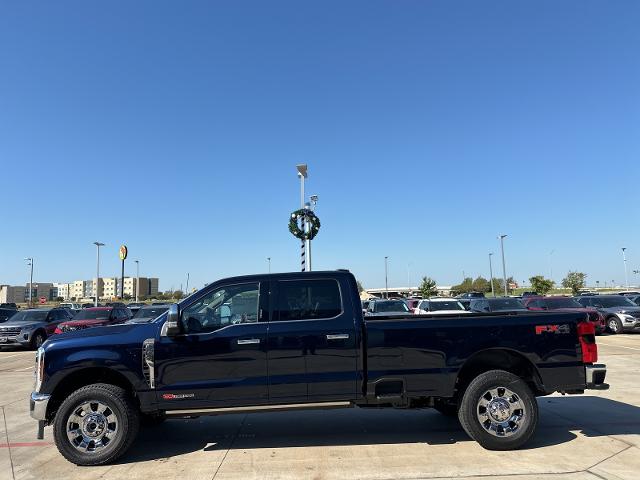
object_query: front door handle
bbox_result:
[237,338,261,345]
[326,334,349,340]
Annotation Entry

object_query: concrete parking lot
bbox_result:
[0,335,639,480]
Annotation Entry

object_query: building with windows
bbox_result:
[0,285,26,304]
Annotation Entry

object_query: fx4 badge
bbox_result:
[162,393,195,400]
[535,324,570,335]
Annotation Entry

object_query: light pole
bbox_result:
[93,242,104,306]
[134,260,140,302]
[499,234,508,296]
[24,257,34,307]
[622,248,629,289]
[384,256,389,299]
[296,164,308,272]
[267,257,271,273]
[488,253,495,298]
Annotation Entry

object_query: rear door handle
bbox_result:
[237,338,261,345]
[326,334,349,340]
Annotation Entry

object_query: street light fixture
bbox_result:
[384,256,389,299]
[622,247,629,289]
[134,260,140,302]
[93,242,105,307]
[498,234,508,296]
[24,257,33,307]
[488,253,495,298]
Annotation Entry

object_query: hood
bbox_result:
[60,319,110,327]
[599,306,640,315]
[0,320,46,329]
[420,310,471,315]
[48,322,152,344]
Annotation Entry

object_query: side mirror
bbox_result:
[163,304,183,336]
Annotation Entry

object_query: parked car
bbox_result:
[414,298,470,315]
[618,291,640,296]
[365,299,411,316]
[59,302,82,311]
[626,295,640,306]
[523,296,605,334]
[574,295,640,334]
[0,308,18,323]
[405,298,421,313]
[54,307,132,334]
[455,292,485,299]
[0,303,18,309]
[126,305,169,324]
[361,299,372,315]
[126,302,146,314]
[30,270,607,465]
[469,297,528,313]
[0,308,74,349]
[521,292,538,299]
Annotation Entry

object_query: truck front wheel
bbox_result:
[53,383,140,465]
[458,370,538,450]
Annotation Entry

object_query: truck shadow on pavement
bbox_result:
[117,395,640,463]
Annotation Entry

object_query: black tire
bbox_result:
[458,370,538,450]
[433,400,458,417]
[30,331,46,350]
[53,383,140,466]
[607,317,622,335]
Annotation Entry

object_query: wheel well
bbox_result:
[454,350,544,400]
[46,368,136,421]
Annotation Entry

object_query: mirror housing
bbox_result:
[164,304,183,336]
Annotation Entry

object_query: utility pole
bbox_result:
[93,242,104,307]
[499,234,508,296]
[489,253,495,298]
[622,248,629,289]
[24,258,34,307]
[267,257,271,273]
[186,273,190,295]
[384,256,389,299]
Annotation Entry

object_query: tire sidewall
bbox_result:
[53,385,134,465]
[607,317,621,334]
[31,331,45,350]
[458,370,538,450]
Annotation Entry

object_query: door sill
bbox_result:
[165,401,352,416]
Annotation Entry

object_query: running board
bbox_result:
[165,401,352,417]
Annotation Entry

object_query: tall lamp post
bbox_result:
[296,164,308,272]
[93,242,104,307]
[499,234,508,296]
[134,260,140,302]
[384,256,389,299]
[267,257,271,273]
[488,253,495,298]
[622,247,629,289]
[24,257,34,307]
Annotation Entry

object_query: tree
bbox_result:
[451,277,473,295]
[562,271,587,295]
[529,276,555,295]
[55,297,64,302]
[472,276,490,293]
[356,280,365,294]
[172,290,184,300]
[419,277,438,297]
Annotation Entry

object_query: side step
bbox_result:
[165,401,352,417]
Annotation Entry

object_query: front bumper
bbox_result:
[29,392,51,421]
[0,334,31,347]
[585,364,609,390]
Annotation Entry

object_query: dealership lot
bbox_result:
[0,336,638,480]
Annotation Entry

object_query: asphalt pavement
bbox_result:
[1,335,639,480]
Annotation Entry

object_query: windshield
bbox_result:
[427,301,465,312]
[133,307,168,319]
[490,299,525,311]
[72,309,111,320]
[7,310,48,323]
[593,297,637,308]
[546,298,582,308]
[375,301,409,313]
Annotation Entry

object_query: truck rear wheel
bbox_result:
[53,383,140,465]
[458,370,538,450]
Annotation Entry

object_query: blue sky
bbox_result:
[1,1,639,291]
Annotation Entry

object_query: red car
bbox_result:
[523,296,605,334]
[54,306,132,334]
[405,298,421,313]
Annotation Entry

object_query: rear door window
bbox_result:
[275,279,342,321]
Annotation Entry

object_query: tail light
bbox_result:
[578,320,598,364]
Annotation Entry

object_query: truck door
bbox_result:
[154,281,269,410]
[267,277,358,403]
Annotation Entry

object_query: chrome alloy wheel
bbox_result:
[608,318,619,333]
[476,387,525,437]
[66,401,119,453]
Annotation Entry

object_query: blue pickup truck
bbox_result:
[30,270,608,465]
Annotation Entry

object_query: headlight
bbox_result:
[21,324,37,331]
[34,347,45,392]
[622,314,636,322]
